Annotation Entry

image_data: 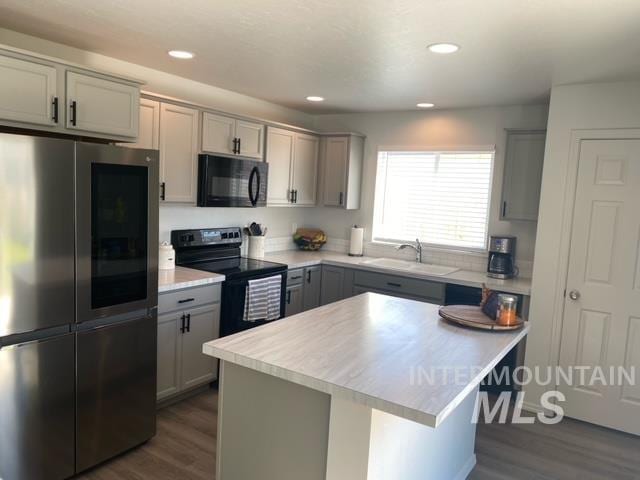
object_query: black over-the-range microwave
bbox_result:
[197,154,268,207]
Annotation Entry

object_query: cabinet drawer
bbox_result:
[287,268,304,286]
[353,270,445,302]
[159,284,221,313]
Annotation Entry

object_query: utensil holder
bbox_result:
[248,236,265,259]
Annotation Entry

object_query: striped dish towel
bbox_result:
[243,275,282,322]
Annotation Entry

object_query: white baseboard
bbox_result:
[454,454,477,480]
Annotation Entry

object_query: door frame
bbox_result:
[547,128,640,386]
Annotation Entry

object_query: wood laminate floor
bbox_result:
[77,388,640,480]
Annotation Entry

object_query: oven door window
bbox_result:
[91,163,148,309]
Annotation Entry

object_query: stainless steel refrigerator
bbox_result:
[0,133,159,480]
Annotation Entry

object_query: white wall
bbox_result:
[311,105,549,265]
[524,81,640,411]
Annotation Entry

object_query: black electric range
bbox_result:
[171,227,287,336]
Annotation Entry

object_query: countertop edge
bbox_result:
[264,252,532,296]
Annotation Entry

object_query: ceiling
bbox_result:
[1,0,640,113]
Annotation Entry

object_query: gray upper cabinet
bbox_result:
[65,71,139,138]
[0,54,57,127]
[501,130,546,221]
[0,49,142,141]
[302,266,322,311]
[202,111,264,159]
[322,134,364,209]
[266,127,319,206]
[159,102,199,203]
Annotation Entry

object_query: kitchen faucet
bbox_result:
[396,238,423,263]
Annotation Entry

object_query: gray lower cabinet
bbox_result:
[320,265,354,305]
[302,265,322,310]
[157,284,221,402]
[353,270,445,304]
[285,283,304,317]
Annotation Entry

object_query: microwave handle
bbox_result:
[248,166,260,206]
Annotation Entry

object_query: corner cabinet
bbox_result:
[123,98,160,150]
[322,134,364,209]
[0,49,142,141]
[202,112,265,160]
[157,284,221,402]
[500,129,546,221]
[159,103,199,203]
[266,127,319,206]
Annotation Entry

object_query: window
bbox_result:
[373,150,494,250]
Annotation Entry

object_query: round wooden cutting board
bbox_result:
[438,305,524,331]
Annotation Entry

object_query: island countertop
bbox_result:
[204,292,529,428]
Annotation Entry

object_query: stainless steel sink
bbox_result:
[361,258,459,276]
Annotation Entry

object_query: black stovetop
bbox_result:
[180,256,287,280]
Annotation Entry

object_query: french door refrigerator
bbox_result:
[0,133,159,480]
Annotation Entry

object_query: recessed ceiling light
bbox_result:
[427,43,460,54]
[416,103,435,108]
[306,96,325,102]
[168,50,194,59]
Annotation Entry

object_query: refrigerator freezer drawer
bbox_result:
[76,314,157,473]
[0,333,75,480]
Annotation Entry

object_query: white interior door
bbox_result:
[558,139,640,435]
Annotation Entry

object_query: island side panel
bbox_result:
[217,361,331,480]
[368,386,479,480]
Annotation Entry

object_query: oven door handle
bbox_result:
[248,166,260,206]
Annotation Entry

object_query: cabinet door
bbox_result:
[323,137,348,207]
[266,127,295,205]
[202,112,235,155]
[125,98,159,149]
[157,311,182,400]
[181,304,220,390]
[159,103,199,203]
[285,284,304,317]
[0,55,57,126]
[66,71,139,137]
[236,120,265,159]
[501,131,546,221]
[320,266,346,305]
[302,266,322,311]
[292,133,319,206]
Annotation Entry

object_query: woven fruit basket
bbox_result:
[293,228,327,251]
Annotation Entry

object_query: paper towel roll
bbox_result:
[349,226,364,257]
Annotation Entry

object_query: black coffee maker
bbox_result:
[487,236,517,279]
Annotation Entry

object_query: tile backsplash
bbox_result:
[259,236,533,278]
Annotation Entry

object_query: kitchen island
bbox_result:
[203,293,529,480]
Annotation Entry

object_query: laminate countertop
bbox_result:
[158,266,225,293]
[204,292,529,427]
[260,250,532,296]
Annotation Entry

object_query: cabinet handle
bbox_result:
[286,290,292,304]
[160,182,166,201]
[70,100,77,126]
[52,97,59,123]
[290,275,302,280]
[307,270,311,283]
[186,313,191,333]
[178,297,195,304]
[387,282,402,288]
[289,190,294,203]
[293,190,298,203]
[180,314,186,333]
[502,201,507,217]
[339,192,344,205]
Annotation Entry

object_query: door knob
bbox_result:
[569,290,581,301]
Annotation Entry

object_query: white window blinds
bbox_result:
[373,150,494,250]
